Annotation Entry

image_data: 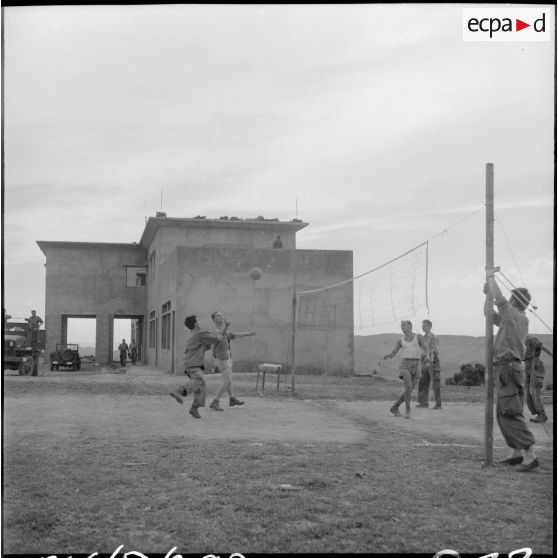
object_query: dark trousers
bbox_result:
[526,369,547,419]
[417,360,442,406]
[496,361,535,450]
[119,351,127,367]
[178,367,206,408]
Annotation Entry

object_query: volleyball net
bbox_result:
[296,241,429,331]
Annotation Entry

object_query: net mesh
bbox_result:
[296,242,429,330]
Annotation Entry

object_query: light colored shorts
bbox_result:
[398,358,421,380]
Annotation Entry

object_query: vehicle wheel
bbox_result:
[50,363,55,371]
[76,360,81,371]
[71,362,77,371]
[61,349,73,361]
[55,365,60,371]
[18,356,34,376]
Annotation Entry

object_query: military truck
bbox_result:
[50,343,81,371]
[3,325,37,375]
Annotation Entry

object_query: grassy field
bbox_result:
[2,365,554,556]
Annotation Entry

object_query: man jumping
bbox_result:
[170,315,229,419]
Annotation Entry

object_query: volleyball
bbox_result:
[249,267,263,280]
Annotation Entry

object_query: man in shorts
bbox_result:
[384,320,428,419]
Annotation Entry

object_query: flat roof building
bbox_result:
[37,215,354,375]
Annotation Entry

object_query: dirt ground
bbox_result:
[4,362,553,456]
[3,362,554,555]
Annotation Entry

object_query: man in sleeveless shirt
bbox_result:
[384,320,428,419]
[417,319,442,409]
[484,270,538,472]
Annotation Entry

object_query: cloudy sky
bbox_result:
[3,4,555,342]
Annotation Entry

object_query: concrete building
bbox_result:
[37,215,354,374]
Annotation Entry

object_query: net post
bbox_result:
[290,291,297,394]
[484,163,495,467]
[289,250,297,395]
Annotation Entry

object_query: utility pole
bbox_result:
[484,163,495,467]
[289,254,297,394]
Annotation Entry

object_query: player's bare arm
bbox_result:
[230,331,256,339]
[384,339,402,359]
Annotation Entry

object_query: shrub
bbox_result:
[445,363,485,386]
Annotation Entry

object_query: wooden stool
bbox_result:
[256,363,283,393]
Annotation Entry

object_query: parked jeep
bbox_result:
[50,343,81,371]
[4,327,36,375]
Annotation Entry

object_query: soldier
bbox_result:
[417,319,442,409]
[484,271,538,472]
[525,336,553,424]
[129,340,138,365]
[26,310,43,346]
[118,339,129,367]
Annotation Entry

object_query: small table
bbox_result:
[256,363,283,393]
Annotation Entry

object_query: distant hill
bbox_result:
[355,333,554,379]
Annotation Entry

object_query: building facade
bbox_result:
[37,216,354,375]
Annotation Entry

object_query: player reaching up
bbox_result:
[484,270,539,471]
[209,310,256,411]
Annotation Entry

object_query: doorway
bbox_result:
[112,315,144,365]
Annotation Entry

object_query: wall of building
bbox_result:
[150,222,297,263]
[146,245,354,375]
[145,248,178,371]
[41,243,147,364]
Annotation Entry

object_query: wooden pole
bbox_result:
[484,163,495,467]
[289,249,297,394]
[290,289,297,394]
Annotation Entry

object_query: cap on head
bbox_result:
[511,288,531,310]
[184,315,197,330]
[422,319,432,328]
[527,336,542,349]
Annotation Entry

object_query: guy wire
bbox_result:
[495,214,526,285]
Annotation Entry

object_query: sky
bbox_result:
[2,3,555,344]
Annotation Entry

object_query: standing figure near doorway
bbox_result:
[118,339,129,367]
[129,340,138,365]
[26,310,43,346]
